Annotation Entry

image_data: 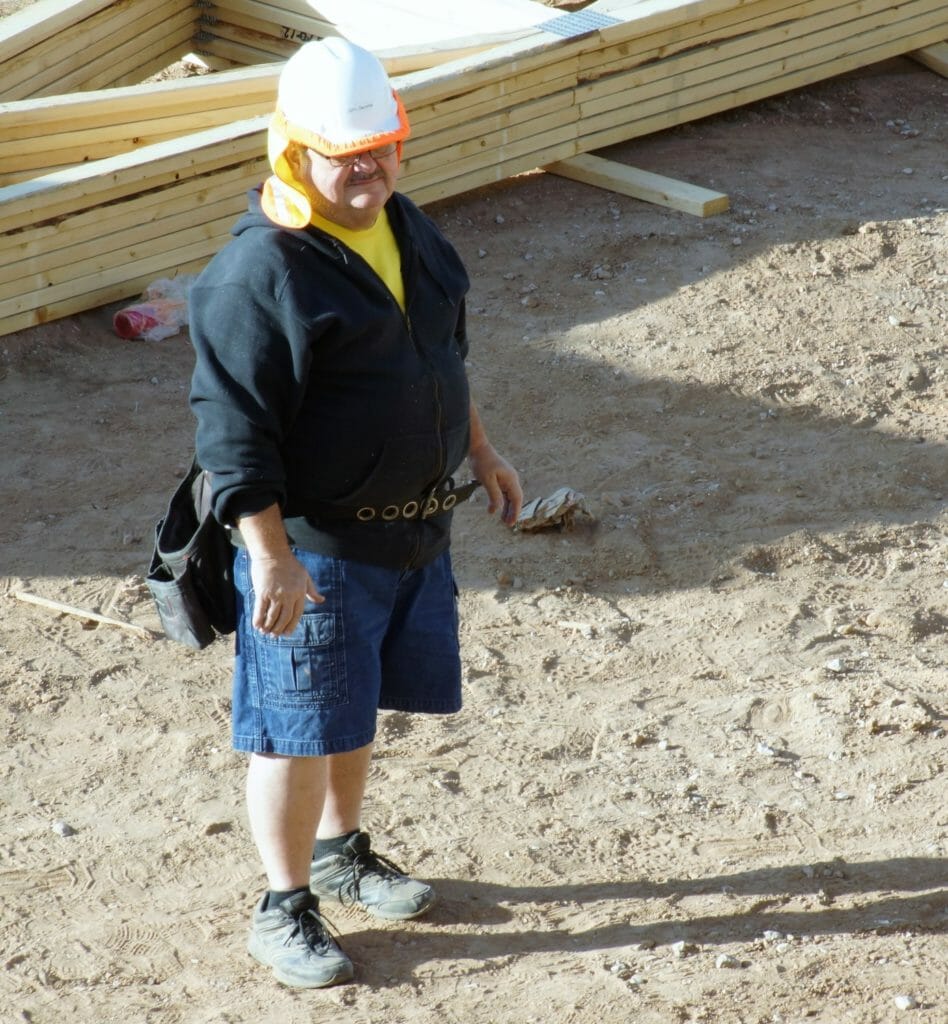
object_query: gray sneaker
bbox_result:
[247,890,353,988]
[310,831,435,921]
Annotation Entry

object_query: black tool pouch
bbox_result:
[146,458,236,650]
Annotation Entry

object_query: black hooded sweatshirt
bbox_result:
[189,188,471,571]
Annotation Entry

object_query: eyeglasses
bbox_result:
[320,143,398,168]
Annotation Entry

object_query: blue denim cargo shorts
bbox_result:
[231,546,462,756]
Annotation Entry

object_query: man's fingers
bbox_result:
[483,476,504,515]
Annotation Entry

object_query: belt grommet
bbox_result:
[382,504,400,521]
[357,506,376,522]
[402,500,419,519]
[423,496,440,517]
[442,493,457,510]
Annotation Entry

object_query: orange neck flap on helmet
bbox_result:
[262,90,410,231]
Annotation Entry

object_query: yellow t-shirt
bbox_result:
[310,208,405,313]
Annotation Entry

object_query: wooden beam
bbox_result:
[198,18,299,61]
[0,98,272,182]
[404,90,577,172]
[0,0,118,64]
[578,12,948,151]
[405,5,946,205]
[109,35,206,91]
[405,0,825,155]
[546,154,729,216]
[0,195,244,300]
[0,209,239,312]
[55,5,198,93]
[0,161,262,273]
[1,0,946,337]
[195,33,289,66]
[0,212,236,321]
[201,9,316,48]
[0,64,279,136]
[575,0,930,119]
[407,0,850,180]
[0,0,177,99]
[393,0,731,110]
[910,40,948,76]
[0,257,210,336]
[0,116,267,234]
[207,0,334,37]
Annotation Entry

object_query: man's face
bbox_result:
[303,145,399,230]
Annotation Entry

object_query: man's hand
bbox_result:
[249,550,323,636]
[469,442,523,526]
[238,503,323,636]
[467,400,523,526]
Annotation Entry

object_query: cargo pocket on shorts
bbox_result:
[256,612,348,710]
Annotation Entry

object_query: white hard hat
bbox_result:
[262,37,410,228]
[275,36,409,155]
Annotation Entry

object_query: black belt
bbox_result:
[316,479,481,523]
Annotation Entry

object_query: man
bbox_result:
[188,37,522,988]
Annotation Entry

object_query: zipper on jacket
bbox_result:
[405,309,447,487]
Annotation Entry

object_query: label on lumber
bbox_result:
[539,11,621,38]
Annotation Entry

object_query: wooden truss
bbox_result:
[0,0,945,336]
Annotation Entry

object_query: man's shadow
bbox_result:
[339,856,947,984]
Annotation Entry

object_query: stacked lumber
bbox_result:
[194,0,551,73]
[398,0,948,202]
[310,0,554,73]
[0,120,267,335]
[0,64,279,186]
[0,0,199,100]
[0,0,946,336]
[193,0,336,70]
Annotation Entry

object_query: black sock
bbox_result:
[265,886,310,911]
[314,829,361,859]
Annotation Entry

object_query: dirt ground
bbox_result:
[0,54,946,1024]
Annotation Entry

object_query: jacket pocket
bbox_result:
[332,432,443,507]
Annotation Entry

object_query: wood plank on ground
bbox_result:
[545,154,729,216]
[910,39,948,75]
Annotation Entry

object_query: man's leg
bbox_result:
[317,743,375,839]
[310,742,435,920]
[246,751,327,888]
[245,751,353,988]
